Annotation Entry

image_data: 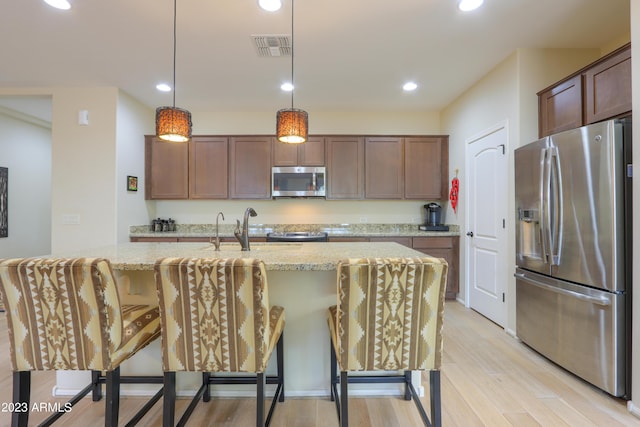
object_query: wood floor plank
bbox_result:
[1,302,639,426]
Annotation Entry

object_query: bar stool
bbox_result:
[0,257,163,427]
[327,257,448,427]
[154,257,285,427]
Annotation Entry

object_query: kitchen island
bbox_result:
[50,241,444,399]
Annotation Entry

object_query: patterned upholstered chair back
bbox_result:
[332,257,447,372]
[155,257,282,373]
[0,258,124,372]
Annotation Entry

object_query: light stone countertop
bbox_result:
[130,223,460,238]
[51,241,438,272]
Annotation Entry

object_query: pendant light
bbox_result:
[156,0,192,142]
[276,0,308,144]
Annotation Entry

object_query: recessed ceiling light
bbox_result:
[259,0,282,12]
[403,82,418,91]
[281,82,294,92]
[156,83,172,92]
[458,0,483,12]
[43,0,71,10]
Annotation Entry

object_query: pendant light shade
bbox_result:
[156,106,192,142]
[276,108,308,144]
[276,0,308,144]
[156,0,192,142]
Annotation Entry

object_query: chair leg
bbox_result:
[257,372,265,427]
[277,332,285,402]
[340,371,349,427]
[92,370,102,401]
[429,370,442,427]
[330,339,337,402]
[404,371,412,401]
[202,372,211,402]
[12,371,30,427]
[105,367,120,427]
[163,372,176,427]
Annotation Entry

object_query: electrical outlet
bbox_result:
[359,217,368,223]
[62,214,80,225]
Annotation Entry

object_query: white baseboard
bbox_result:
[53,384,422,399]
[627,400,640,419]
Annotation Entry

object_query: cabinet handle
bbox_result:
[466,231,474,237]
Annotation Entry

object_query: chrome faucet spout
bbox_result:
[234,207,257,251]
[212,211,225,251]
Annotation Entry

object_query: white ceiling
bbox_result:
[0,0,630,120]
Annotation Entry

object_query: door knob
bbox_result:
[466,231,474,237]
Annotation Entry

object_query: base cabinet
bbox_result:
[412,236,459,300]
[326,235,459,300]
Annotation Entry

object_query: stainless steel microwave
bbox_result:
[271,166,326,197]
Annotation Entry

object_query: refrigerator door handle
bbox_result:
[541,147,555,264]
[549,147,563,265]
[514,272,611,306]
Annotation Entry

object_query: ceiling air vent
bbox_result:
[251,35,291,57]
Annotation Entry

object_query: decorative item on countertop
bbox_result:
[450,169,459,214]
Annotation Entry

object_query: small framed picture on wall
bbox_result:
[127,175,138,192]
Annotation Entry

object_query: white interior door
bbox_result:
[466,123,508,327]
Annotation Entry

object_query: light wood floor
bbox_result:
[0,302,638,426]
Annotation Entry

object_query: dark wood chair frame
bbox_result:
[329,340,441,427]
[12,368,163,427]
[162,333,285,427]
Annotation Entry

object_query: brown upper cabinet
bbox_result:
[364,136,449,200]
[146,133,449,200]
[272,136,325,166]
[189,137,228,199]
[326,136,365,199]
[538,75,583,137]
[538,43,631,138]
[405,137,449,200]
[145,136,227,200]
[229,136,273,199]
[583,46,632,124]
[365,137,404,199]
[145,136,189,199]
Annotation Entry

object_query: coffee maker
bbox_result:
[419,203,449,231]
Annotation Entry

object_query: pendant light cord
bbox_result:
[290,0,295,109]
[172,0,177,108]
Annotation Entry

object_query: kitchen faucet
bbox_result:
[234,207,257,251]
[211,211,225,251]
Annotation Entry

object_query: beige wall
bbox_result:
[116,92,156,243]
[50,87,119,252]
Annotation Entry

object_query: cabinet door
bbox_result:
[413,236,459,300]
[584,46,631,124]
[326,136,365,199]
[298,137,325,166]
[404,137,448,199]
[189,137,228,199]
[145,136,188,199]
[272,140,298,166]
[229,136,272,199]
[273,137,325,166]
[365,137,403,199]
[538,75,583,138]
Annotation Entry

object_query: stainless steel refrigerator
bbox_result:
[515,117,632,398]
